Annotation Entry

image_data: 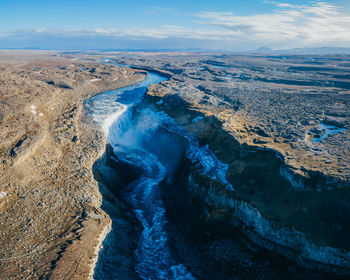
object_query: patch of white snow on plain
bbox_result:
[30,105,37,115]
[39,113,44,117]
[89,78,102,82]
[0,192,8,198]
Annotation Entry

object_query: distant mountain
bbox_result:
[255,47,274,53]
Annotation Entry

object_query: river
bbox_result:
[85,69,198,279]
[84,63,338,280]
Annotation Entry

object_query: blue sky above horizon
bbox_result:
[1,0,350,50]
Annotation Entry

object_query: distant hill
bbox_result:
[255,47,274,53]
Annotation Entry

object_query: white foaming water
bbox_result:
[85,72,166,136]
[109,108,164,150]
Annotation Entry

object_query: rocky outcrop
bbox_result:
[143,89,350,275]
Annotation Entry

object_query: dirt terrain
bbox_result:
[0,51,145,279]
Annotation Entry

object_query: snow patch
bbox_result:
[30,105,37,115]
[0,192,8,198]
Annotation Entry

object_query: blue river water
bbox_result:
[86,69,195,279]
[85,62,234,279]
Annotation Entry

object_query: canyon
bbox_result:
[0,50,349,279]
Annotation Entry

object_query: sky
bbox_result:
[0,0,350,51]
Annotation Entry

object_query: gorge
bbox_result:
[87,58,350,279]
[0,51,349,279]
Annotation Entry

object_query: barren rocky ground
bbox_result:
[0,50,145,279]
[0,50,350,279]
[108,52,350,184]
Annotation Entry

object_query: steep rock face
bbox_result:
[185,172,350,274]
[92,144,143,279]
[0,52,146,279]
[144,92,350,275]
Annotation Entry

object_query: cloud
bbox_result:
[0,26,240,41]
[1,1,350,50]
[195,1,350,47]
[0,27,242,50]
